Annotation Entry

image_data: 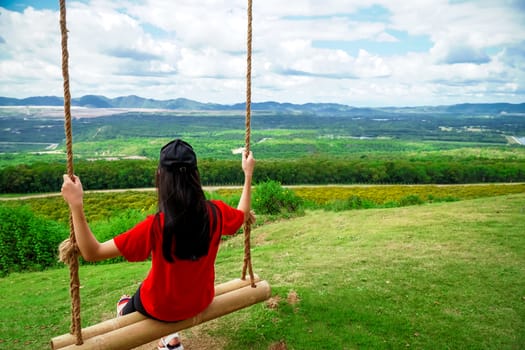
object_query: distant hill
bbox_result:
[0,96,64,106]
[0,95,524,115]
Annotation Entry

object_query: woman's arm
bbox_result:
[61,175,121,262]
[237,151,256,223]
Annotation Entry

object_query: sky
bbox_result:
[1,0,524,107]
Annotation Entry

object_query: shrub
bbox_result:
[74,209,150,265]
[324,196,377,212]
[398,194,425,206]
[0,204,67,276]
[206,190,240,208]
[427,194,459,203]
[91,209,148,243]
[253,180,303,215]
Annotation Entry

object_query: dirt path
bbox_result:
[0,186,245,201]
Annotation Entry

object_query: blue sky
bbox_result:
[0,0,524,106]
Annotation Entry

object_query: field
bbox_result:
[1,106,525,168]
[2,106,525,195]
[1,193,524,349]
[2,183,524,224]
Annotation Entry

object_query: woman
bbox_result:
[61,139,255,350]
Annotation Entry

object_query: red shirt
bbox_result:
[114,200,244,321]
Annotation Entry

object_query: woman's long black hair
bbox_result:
[155,165,210,262]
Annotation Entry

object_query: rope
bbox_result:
[58,0,83,345]
[57,1,254,343]
[241,0,256,288]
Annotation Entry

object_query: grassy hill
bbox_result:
[1,194,524,349]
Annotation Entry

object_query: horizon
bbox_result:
[1,1,524,107]
[1,93,525,109]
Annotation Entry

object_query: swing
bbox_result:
[51,277,270,349]
[51,1,270,349]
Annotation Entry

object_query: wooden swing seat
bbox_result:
[51,277,270,350]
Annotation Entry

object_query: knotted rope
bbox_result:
[241,0,256,288]
[58,0,83,345]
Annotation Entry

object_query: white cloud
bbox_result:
[432,42,490,65]
[177,48,244,78]
[0,0,524,106]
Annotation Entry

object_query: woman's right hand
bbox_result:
[61,174,84,209]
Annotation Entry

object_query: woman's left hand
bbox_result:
[247,210,256,225]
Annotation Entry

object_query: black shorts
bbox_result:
[121,284,182,322]
[120,285,159,320]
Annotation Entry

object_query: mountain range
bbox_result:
[0,95,524,115]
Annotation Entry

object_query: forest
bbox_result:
[1,156,525,194]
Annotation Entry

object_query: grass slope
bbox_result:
[1,194,524,349]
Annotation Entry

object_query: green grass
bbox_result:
[1,194,525,349]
